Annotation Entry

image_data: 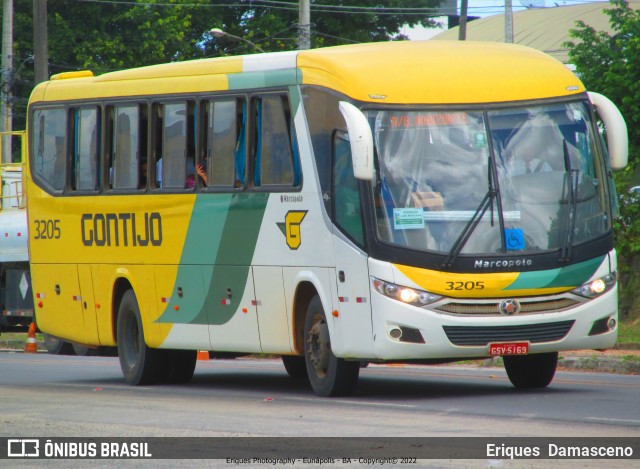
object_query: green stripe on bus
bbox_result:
[206,192,269,325]
[181,194,233,264]
[288,79,303,115]
[157,193,269,325]
[228,69,299,90]
[546,255,606,288]
[505,255,605,290]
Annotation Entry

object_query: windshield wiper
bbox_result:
[443,156,505,267]
[559,139,579,262]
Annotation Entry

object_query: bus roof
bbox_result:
[298,41,585,104]
[30,40,585,105]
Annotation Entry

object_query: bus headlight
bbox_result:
[571,272,616,298]
[372,278,441,306]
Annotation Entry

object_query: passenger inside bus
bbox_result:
[139,159,148,187]
[508,128,553,175]
[196,161,207,185]
[500,114,581,178]
[155,156,196,189]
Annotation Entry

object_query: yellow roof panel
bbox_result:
[93,55,243,82]
[298,40,584,104]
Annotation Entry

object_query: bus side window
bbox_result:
[301,86,343,214]
[235,100,247,187]
[204,98,243,188]
[152,104,163,188]
[71,106,100,192]
[31,107,66,193]
[332,131,364,246]
[252,94,299,188]
[160,102,188,189]
[111,105,140,190]
[153,101,195,190]
[138,104,149,189]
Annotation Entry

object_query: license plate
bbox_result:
[489,342,529,356]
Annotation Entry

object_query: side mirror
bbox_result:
[588,91,628,170]
[338,101,374,180]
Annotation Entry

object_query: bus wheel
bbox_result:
[163,350,197,384]
[282,355,307,379]
[504,352,558,389]
[43,334,74,355]
[117,290,163,385]
[304,295,359,397]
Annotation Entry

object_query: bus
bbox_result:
[26,41,628,396]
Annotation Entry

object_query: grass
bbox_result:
[0,332,26,341]
[621,354,640,363]
[617,318,640,345]
[0,332,43,340]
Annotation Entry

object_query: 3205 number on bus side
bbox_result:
[33,219,61,240]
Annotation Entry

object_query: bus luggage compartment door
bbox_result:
[205,265,261,353]
[252,266,293,354]
[31,264,86,343]
[332,237,374,357]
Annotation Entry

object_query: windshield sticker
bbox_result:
[393,208,425,230]
[505,228,525,251]
[474,132,487,147]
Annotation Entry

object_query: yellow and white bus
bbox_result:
[27,41,628,396]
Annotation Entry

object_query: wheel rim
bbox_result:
[307,314,330,378]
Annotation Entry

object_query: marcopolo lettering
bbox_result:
[474,258,533,269]
[81,212,162,247]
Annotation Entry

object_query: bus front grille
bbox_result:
[442,320,575,346]
[435,298,580,316]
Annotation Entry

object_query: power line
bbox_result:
[73,0,612,17]
[73,0,464,16]
[311,31,361,44]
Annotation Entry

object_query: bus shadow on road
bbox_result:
[185,361,576,400]
[352,375,571,400]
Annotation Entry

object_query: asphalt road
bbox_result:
[1,353,638,468]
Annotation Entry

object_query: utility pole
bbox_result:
[33,0,48,85]
[458,0,468,41]
[1,0,13,163]
[298,0,310,50]
[505,0,514,43]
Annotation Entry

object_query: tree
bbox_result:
[9,0,216,126]
[3,0,444,128]
[566,0,640,319]
[566,0,640,167]
[202,0,443,55]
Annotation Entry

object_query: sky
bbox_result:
[402,0,612,39]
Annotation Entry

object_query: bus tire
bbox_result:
[43,334,74,355]
[504,352,558,389]
[163,349,197,384]
[304,295,359,397]
[117,290,163,385]
[282,355,307,379]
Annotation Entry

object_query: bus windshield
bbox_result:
[370,101,610,256]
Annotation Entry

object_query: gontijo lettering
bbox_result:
[81,212,162,247]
